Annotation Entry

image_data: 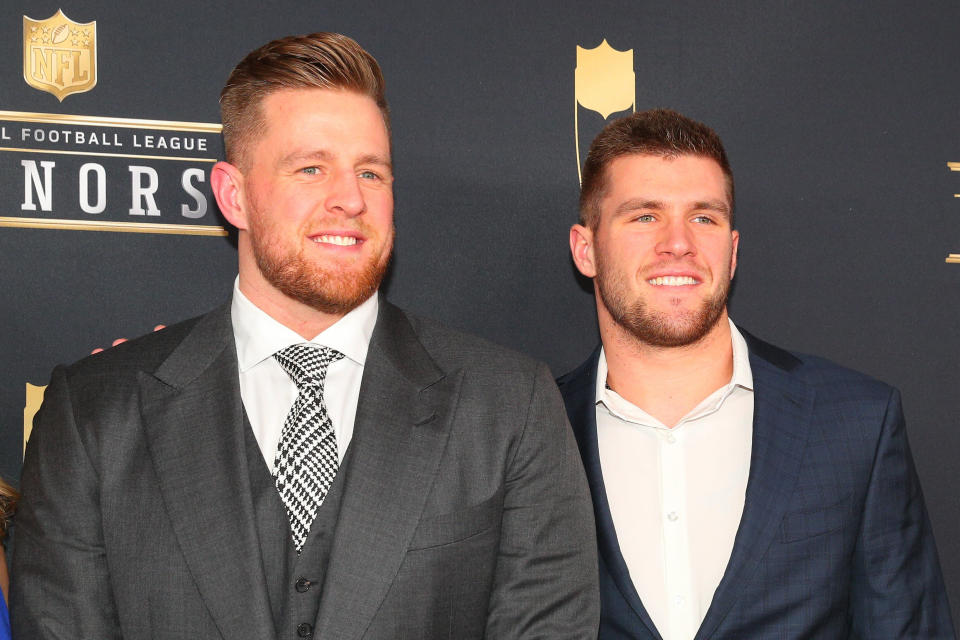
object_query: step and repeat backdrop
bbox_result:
[3,0,960,622]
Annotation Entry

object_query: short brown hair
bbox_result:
[579,108,734,228]
[220,32,390,168]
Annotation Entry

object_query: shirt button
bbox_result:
[666,434,677,444]
[295,577,312,593]
[667,511,679,522]
[297,622,313,637]
[674,595,685,606]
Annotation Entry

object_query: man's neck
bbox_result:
[237,272,345,340]
[601,312,734,428]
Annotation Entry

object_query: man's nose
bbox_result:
[656,217,695,257]
[325,170,366,216]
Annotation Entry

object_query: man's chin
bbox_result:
[276,273,382,316]
[253,243,392,317]
[635,324,714,348]
[619,305,727,348]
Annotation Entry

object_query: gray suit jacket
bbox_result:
[11,300,599,639]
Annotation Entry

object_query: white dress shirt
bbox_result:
[230,279,378,471]
[595,319,754,640]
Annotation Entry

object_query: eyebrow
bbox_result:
[693,200,731,218]
[358,153,393,171]
[614,197,731,218]
[278,149,393,171]
[614,198,662,215]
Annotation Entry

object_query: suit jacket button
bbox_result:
[295,577,312,592]
[297,622,313,637]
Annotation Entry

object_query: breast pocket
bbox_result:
[407,490,503,550]
[779,495,851,543]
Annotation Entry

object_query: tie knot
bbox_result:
[274,344,344,390]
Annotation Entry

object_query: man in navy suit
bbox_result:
[560,108,955,639]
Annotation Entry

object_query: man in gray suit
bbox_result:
[11,33,599,639]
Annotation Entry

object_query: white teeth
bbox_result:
[648,276,697,286]
[313,235,358,246]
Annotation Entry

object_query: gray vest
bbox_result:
[244,418,350,639]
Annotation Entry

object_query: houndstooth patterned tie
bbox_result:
[273,344,344,553]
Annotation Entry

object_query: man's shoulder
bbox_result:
[393,305,544,377]
[744,329,896,403]
[59,304,228,389]
[555,349,599,397]
[552,331,897,405]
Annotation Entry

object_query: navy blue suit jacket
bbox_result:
[558,331,955,639]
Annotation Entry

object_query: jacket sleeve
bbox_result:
[848,387,956,638]
[483,362,600,639]
[10,365,123,640]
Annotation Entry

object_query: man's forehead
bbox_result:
[608,152,725,177]
[251,88,391,162]
[258,87,375,124]
[603,153,730,203]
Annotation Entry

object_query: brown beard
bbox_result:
[249,221,394,316]
[594,249,730,348]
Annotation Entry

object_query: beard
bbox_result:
[248,217,394,316]
[594,251,730,349]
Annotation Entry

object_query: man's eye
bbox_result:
[359,170,380,180]
[301,167,319,175]
[634,214,655,223]
[692,215,714,224]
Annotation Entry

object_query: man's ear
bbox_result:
[210,161,248,230]
[730,229,740,279]
[570,224,597,278]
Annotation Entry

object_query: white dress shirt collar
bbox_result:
[596,319,754,429]
[231,278,379,370]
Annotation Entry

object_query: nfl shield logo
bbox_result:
[574,39,635,183]
[23,9,97,101]
[575,39,634,119]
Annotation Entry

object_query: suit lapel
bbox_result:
[139,305,276,640]
[314,301,459,640]
[561,350,663,640]
[694,337,814,640]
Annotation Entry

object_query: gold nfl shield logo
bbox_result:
[574,39,634,184]
[23,9,97,101]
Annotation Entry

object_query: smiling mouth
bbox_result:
[648,276,698,286]
[312,235,359,246]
